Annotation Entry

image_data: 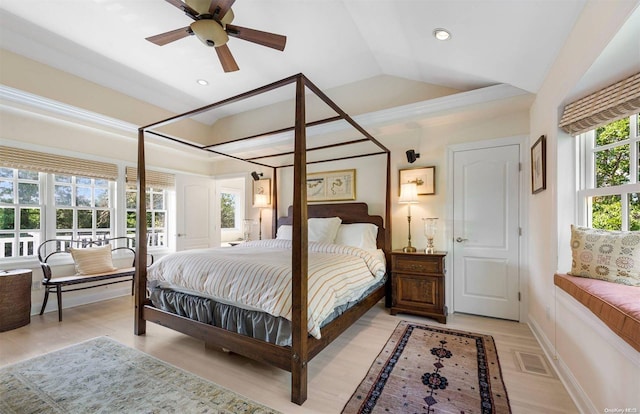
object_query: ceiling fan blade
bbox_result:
[215,44,239,72]
[164,0,199,19]
[208,0,235,19]
[226,24,286,51]
[146,26,192,46]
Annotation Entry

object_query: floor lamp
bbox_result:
[254,194,269,240]
[399,182,419,252]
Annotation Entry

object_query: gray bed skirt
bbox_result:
[148,278,385,347]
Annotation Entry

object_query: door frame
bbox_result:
[446,135,530,323]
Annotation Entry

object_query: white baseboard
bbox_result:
[31,285,131,316]
[528,314,597,414]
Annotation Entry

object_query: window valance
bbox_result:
[0,146,118,181]
[559,72,640,135]
[125,166,175,190]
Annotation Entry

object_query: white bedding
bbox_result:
[147,239,386,339]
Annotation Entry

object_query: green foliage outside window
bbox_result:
[220,193,236,229]
[591,117,639,230]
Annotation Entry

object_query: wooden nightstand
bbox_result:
[390,250,447,323]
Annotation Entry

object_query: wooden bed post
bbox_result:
[291,74,308,405]
[134,128,147,335]
[385,151,392,307]
[271,166,278,238]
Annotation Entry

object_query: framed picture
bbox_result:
[252,178,271,206]
[399,166,435,195]
[306,169,356,202]
[531,135,546,194]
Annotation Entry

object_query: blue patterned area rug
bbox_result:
[342,321,511,414]
[0,336,280,414]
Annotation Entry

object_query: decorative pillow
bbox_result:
[569,225,640,286]
[276,225,293,240]
[69,244,117,275]
[335,223,378,250]
[308,217,342,243]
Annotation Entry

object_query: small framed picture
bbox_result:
[252,178,271,206]
[531,135,546,194]
[306,169,356,202]
[399,166,435,195]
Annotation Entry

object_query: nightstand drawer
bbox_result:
[392,254,443,274]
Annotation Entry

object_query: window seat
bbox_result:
[554,273,640,352]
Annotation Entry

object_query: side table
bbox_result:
[0,268,33,332]
[390,251,447,323]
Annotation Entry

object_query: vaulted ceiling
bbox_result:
[0,0,638,121]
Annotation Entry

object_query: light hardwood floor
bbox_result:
[0,296,578,413]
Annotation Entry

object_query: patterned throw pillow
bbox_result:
[569,225,640,286]
[69,244,117,275]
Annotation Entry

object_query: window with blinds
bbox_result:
[124,167,173,248]
[560,72,640,136]
[565,74,640,231]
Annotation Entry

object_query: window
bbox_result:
[220,191,240,230]
[54,174,114,239]
[0,168,43,258]
[578,114,640,230]
[125,186,168,248]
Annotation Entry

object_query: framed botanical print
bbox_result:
[252,178,271,206]
[399,166,435,195]
[531,135,546,194]
[306,169,356,202]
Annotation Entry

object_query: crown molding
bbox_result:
[1,83,531,155]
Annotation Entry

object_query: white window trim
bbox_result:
[576,114,640,229]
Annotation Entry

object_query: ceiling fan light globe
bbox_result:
[191,20,229,47]
[220,9,234,26]
[184,0,211,15]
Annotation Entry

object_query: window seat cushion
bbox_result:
[554,273,640,352]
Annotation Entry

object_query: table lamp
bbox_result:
[399,182,419,252]
[254,193,269,240]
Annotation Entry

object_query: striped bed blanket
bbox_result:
[147,239,386,339]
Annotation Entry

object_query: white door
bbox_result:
[175,174,216,251]
[452,144,520,320]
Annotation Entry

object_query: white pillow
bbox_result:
[308,217,342,243]
[276,225,292,240]
[276,217,343,243]
[335,223,378,250]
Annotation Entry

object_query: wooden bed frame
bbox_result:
[134,74,391,405]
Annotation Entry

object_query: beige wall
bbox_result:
[529,0,640,411]
[3,1,639,407]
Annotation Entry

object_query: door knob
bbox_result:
[455,237,468,243]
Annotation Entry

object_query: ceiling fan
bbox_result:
[146,0,287,73]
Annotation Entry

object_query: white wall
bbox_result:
[528,1,640,411]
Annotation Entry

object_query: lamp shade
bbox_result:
[254,193,269,208]
[399,183,418,203]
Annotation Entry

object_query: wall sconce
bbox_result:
[406,149,420,164]
[399,182,419,252]
[254,193,269,240]
[251,171,263,181]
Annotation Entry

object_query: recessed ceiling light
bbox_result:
[196,79,209,86]
[433,28,451,41]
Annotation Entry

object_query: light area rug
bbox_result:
[0,336,281,414]
[342,321,511,414]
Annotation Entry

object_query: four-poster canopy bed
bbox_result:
[135,73,392,405]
